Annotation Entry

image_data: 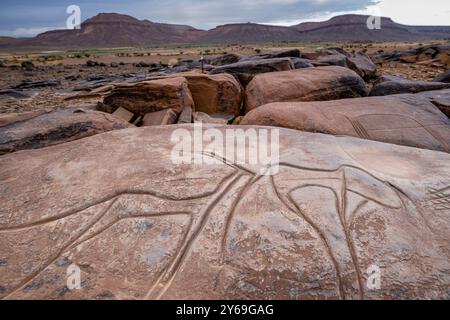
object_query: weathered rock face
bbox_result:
[0,110,50,127]
[346,54,377,79]
[0,89,33,99]
[14,79,61,90]
[173,60,214,73]
[245,66,368,112]
[417,89,450,118]
[290,58,314,69]
[371,44,450,64]
[316,54,348,67]
[103,77,195,116]
[177,106,193,124]
[434,70,450,83]
[267,49,301,59]
[142,109,178,126]
[241,94,450,152]
[0,126,449,300]
[312,50,376,80]
[182,73,243,116]
[0,108,133,155]
[210,58,294,87]
[239,49,301,62]
[21,61,35,71]
[205,53,242,66]
[370,75,450,96]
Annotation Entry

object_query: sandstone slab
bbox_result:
[112,107,134,123]
[182,73,242,116]
[241,94,450,152]
[0,108,133,155]
[434,70,450,83]
[371,75,450,96]
[417,89,450,118]
[346,54,377,80]
[290,58,314,69]
[0,126,449,299]
[103,77,194,116]
[142,109,178,126]
[210,58,294,87]
[193,112,229,124]
[245,66,368,112]
[177,106,193,124]
[205,53,242,66]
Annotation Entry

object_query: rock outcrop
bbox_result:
[245,66,368,111]
[142,109,178,126]
[370,75,450,96]
[346,54,377,79]
[205,53,242,66]
[210,58,294,87]
[0,125,449,299]
[417,89,450,118]
[103,77,195,116]
[241,94,450,152]
[182,73,243,116]
[290,58,314,69]
[434,70,450,83]
[372,44,450,66]
[0,108,133,155]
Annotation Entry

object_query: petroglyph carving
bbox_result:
[1,126,449,299]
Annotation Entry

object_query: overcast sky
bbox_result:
[0,0,449,37]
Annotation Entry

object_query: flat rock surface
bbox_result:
[370,76,450,96]
[417,89,450,118]
[0,108,133,155]
[0,125,449,300]
[245,66,368,111]
[241,94,450,152]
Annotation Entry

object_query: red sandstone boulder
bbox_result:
[245,66,368,112]
[182,73,243,116]
[103,77,195,116]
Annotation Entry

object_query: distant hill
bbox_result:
[1,13,449,50]
[27,13,205,48]
[292,15,450,41]
[197,23,301,43]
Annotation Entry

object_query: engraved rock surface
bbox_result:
[241,94,450,152]
[245,66,368,112]
[0,125,449,300]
